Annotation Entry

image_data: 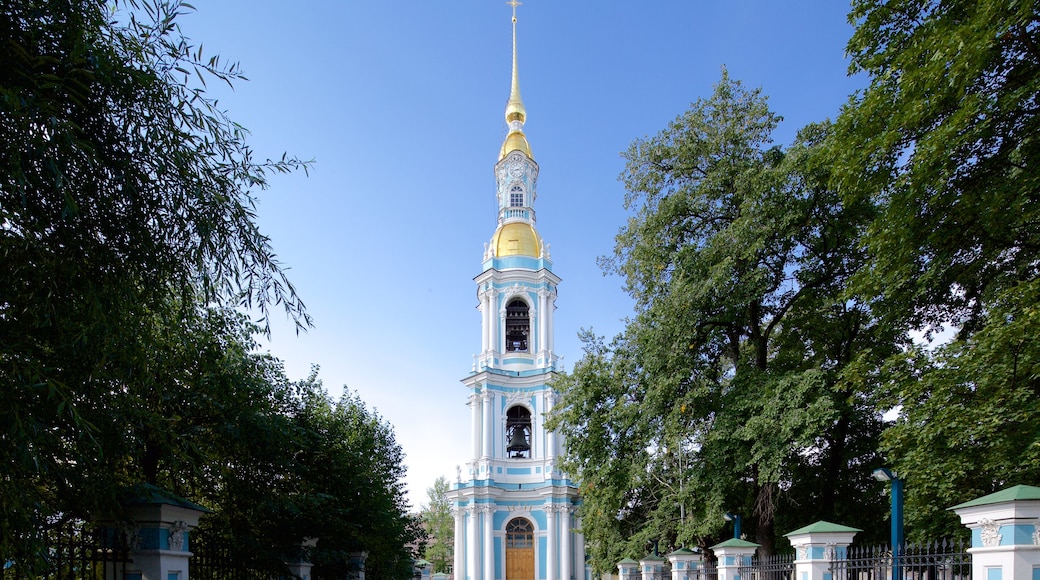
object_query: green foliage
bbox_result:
[421,476,455,574]
[0,0,419,574]
[550,72,893,569]
[835,0,1040,537]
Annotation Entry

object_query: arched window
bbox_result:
[506,517,534,547]
[505,299,529,352]
[506,406,531,459]
[510,185,524,207]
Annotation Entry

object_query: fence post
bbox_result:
[711,539,759,580]
[118,483,210,580]
[285,537,318,580]
[347,551,369,580]
[619,557,641,580]
[950,484,1040,580]
[784,521,859,580]
[667,548,703,580]
[641,554,667,580]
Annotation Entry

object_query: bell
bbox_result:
[507,427,530,455]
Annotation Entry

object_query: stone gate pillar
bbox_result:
[951,484,1040,580]
[784,521,860,580]
[666,547,703,580]
[119,483,210,580]
[618,558,640,580]
[711,539,758,580]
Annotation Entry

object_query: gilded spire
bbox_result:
[500,0,532,160]
[504,0,526,124]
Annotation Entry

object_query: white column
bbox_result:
[467,506,480,580]
[483,506,495,580]
[490,291,500,353]
[481,288,490,354]
[482,391,494,459]
[561,507,573,580]
[546,506,557,580]
[575,517,586,580]
[546,392,557,462]
[546,289,556,354]
[538,288,548,357]
[469,393,481,461]
[454,507,464,580]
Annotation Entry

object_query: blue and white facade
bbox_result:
[448,7,583,580]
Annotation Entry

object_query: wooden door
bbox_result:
[506,518,535,580]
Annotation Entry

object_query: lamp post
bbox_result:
[723,512,741,540]
[872,468,904,580]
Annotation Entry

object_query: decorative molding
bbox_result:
[167,521,189,551]
[1032,519,1040,546]
[505,390,531,406]
[979,518,1002,547]
[797,547,807,561]
[824,544,836,562]
[508,505,532,513]
[479,504,497,514]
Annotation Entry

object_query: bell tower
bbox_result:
[449,5,584,580]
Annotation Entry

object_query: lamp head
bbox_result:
[872,467,896,481]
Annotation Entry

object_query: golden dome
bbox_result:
[499,130,532,160]
[492,222,542,257]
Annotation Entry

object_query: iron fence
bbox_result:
[831,540,971,580]
[739,552,795,580]
[2,521,130,580]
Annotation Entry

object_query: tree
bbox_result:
[550,72,893,569]
[834,0,1040,537]
[420,476,455,574]
[0,0,309,564]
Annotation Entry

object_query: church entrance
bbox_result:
[505,517,535,580]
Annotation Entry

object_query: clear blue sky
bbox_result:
[177,1,866,510]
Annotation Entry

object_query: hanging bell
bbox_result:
[507,427,530,456]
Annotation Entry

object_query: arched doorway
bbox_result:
[506,517,535,580]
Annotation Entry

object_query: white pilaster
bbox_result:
[481,288,491,353]
[469,393,481,461]
[547,505,557,580]
[483,506,495,580]
[538,288,548,359]
[454,507,464,580]
[482,391,494,459]
[561,506,573,580]
[468,505,480,580]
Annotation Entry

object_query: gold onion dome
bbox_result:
[499,7,532,161]
[492,222,542,257]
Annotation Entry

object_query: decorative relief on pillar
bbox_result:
[797,547,807,561]
[123,525,142,551]
[167,521,189,551]
[482,390,495,403]
[468,393,480,407]
[979,518,1002,547]
[824,545,836,562]
[1032,519,1040,546]
[480,505,497,514]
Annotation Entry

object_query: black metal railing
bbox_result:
[739,552,795,580]
[2,521,130,580]
[832,540,971,580]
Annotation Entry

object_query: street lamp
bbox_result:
[872,468,905,580]
[723,512,741,540]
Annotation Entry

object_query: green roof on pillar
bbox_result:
[710,538,760,549]
[618,558,639,565]
[667,547,699,556]
[785,521,863,536]
[948,484,1040,509]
